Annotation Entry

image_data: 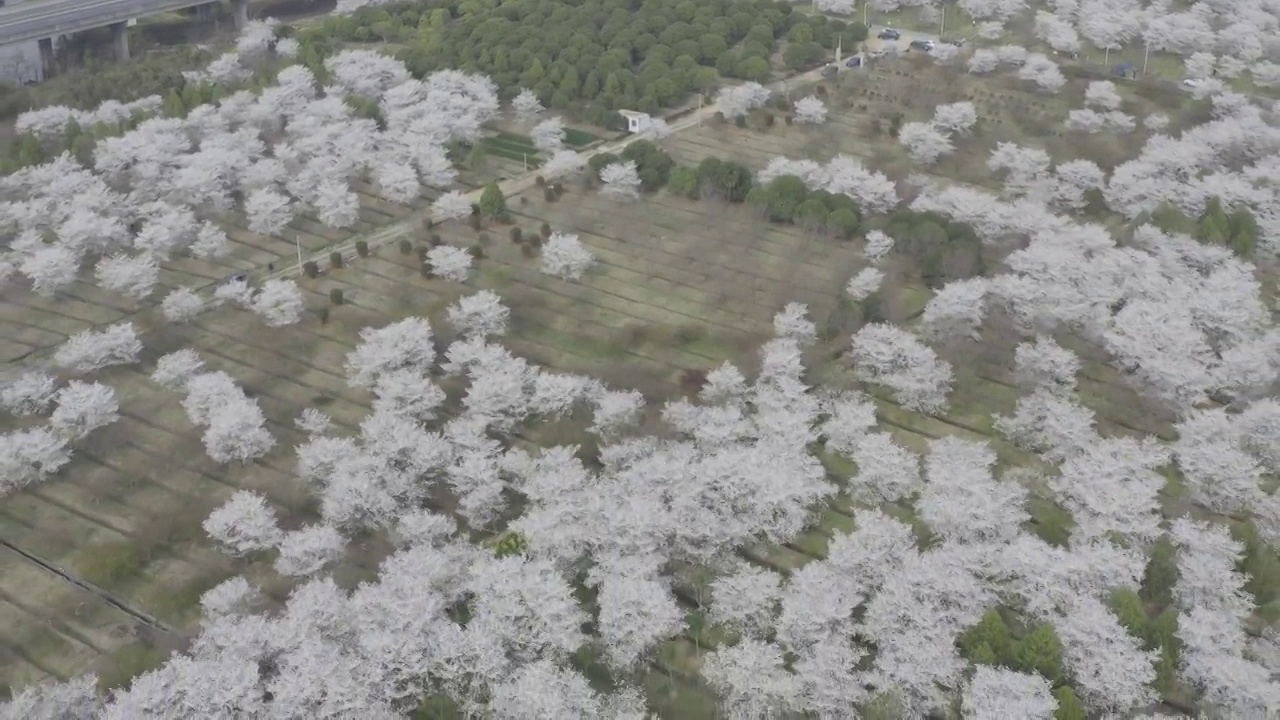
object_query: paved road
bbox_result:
[0,0,214,45]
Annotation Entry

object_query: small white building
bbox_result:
[618,109,653,134]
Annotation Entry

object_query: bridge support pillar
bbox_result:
[38,37,56,79]
[110,22,130,62]
[231,0,249,30]
[195,3,215,21]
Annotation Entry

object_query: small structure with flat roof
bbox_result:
[618,109,653,134]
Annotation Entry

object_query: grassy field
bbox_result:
[0,49,1266,712]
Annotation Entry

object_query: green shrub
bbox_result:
[329,288,345,305]
[302,261,319,278]
[398,239,413,255]
[329,251,344,269]
[355,240,369,257]
[1013,624,1064,684]
[674,324,705,345]
[668,166,700,199]
[479,182,506,217]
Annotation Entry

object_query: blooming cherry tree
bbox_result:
[599,160,641,199]
[540,150,585,181]
[595,569,685,670]
[849,324,953,413]
[793,96,828,125]
[95,253,159,300]
[1,428,72,494]
[203,490,284,555]
[426,245,473,283]
[199,576,263,621]
[932,101,978,135]
[962,666,1057,719]
[432,191,473,224]
[203,399,276,464]
[274,524,346,576]
[161,287,205,323]
[21,246,79,296]
[541,232,595,281]
[249,279,304,327]
[898,122,954,165]
[294,408,332,437]
[55,324,143,373]
[2,372,58,416]
[150,349,204,390]
[709,563,783,638]
[1084,81,1123,110]
[49,381,119,440]
[1056,595,1158,714]
[344,317,435,389]
[530,117,566,154]
[863,230,895,263]
[244,187,296,236]
[447,290,509,338]
[773,303,817,345]
[511,88,543,123]
[718,82,770,118]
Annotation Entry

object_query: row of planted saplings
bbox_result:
[302,221,564,313]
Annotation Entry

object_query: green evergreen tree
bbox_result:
[1053,686,1086,720]
[1141,536,1180,610]
[1107,588,1149,638]
[959,609,1016,666]
[969,642,997,666]
[1014,624,1064,684]
[163,89,186,117]
[478,182,506,218]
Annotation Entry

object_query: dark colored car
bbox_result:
[845,56,862,67]
[909,39,935,52]
[941,37,965,47]
[877,28,901,40]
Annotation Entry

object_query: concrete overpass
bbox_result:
[0,0,247,69]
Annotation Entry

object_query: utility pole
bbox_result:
[1142,41,1150,75]
[294,232,303,275]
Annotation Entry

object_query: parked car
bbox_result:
[941,37,965,47]
[909,39,935,51]
[845,56,862,68]
[877,28,901,40]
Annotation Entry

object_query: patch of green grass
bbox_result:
[563,128,599,147]
[96,642,165,691]
[1026,496,1073,547]
[493,131,537,148]
[483,141,542,167]
[74,541,146,589]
